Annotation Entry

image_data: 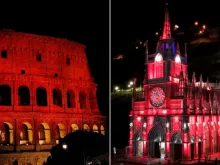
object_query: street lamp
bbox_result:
[129,81,133,85]
[115,86,119,91]
[194,21,198,26]
[174,25,179,30]
[62,143,68,150]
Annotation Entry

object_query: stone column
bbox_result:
[16,127,21,152]
[9,130,14,144]
[62,84,66,112]
[31,83,36,107]
[14,82,18,106]
[75,89,80,110]
[48,82,52,112]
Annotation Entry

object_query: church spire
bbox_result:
[161,3,171,40]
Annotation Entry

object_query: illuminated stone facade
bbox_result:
[129,4,220,161]
[0,30,105,164]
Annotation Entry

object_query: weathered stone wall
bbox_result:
[0,151,50,165]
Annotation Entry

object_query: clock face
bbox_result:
[149,87,165,107]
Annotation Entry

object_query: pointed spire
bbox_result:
[207,77,211,90]
[192,72,196,87]
[161,3,171,40]
[176,42,180,54]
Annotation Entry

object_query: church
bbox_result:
[129,4,220,161]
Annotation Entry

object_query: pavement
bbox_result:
[111,152,220,165]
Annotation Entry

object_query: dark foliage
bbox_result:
[43,131,109,165]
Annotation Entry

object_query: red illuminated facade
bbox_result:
[0,30,105,164]
[129,5,220,161]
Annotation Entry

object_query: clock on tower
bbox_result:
[149,87,166,107]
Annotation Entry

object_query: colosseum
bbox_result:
[0,30,106,165]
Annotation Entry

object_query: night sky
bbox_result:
[112,0,220,148]
[0,1,109,116]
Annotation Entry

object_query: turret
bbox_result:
[160,3,171,40]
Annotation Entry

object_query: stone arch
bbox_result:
[52,88,62,107]
[148,124,165,158]
[71,124,79,132]
[0,122,13,145]
[55,123,66,143]
[20,122,33,144]
[93,125,98,133]
[67,90,76,108]
[0,84,11,105]
[39,123,51,144]
[83,124,89,131]
[171,132,182,143]
[100,125,105,135]
[18,85,30,105]
[79,91,87,109]
[133,129,143,157]
[36,87,47,106]
[171,132,182,160]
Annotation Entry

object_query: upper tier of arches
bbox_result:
[0,84,98,111]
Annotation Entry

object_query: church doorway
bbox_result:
[148,125,165,159]
[171,132,182,160]
[190,136,195,160]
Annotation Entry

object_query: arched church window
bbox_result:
[154,53,164,78]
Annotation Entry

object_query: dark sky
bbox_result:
[111,0,220,148]
[0,1,109,114]
[112,0,220,86]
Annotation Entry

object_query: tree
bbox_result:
[43,131,109,165]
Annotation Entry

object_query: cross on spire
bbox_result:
[161,3,171,40]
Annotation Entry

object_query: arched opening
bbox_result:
[39,123,50,145]
[171,132,182,160]
[18,86,30,106]
[0,85,11,105]
[133,131,143,157]
[213,124,217,153]
[55,124,66,144]
[71,124,79,132]
[52,88,62,107]
[204,124,210,155]
[93,125,98,133]
[79,91,86,109]
[154,53,164,78]
[100,125,105,135]
[67,90,75,108]
[148,125,165,158]
[20,122,33,145]
[83,124,89,132]
[190,136,195,160]
[198,135,203,159]
[36,87,47,106]
[89,91,96,110]
[0,122,13,145]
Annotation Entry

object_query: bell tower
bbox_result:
[144,3,187,85]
